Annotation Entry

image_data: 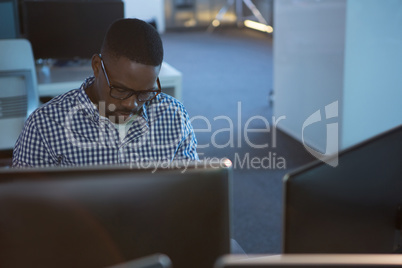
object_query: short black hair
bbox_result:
[101,18,163,66]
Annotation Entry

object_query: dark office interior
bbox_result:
[0,0,402,267]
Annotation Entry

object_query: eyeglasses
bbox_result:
[99,54,161,102]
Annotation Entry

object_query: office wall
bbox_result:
[342,0,402,148]
[273,0,402,155]
[123,0,165,33]
[273,0,346,153]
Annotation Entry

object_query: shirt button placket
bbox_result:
[118,146,125,164]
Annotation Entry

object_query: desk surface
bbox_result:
[37,61,182,100]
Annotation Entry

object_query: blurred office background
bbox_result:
[1,0,401,254]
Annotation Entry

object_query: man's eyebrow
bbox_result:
[111,81,157,92]
[110,81,134,91]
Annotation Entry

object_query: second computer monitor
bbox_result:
[21,0,124,60]
[283,125,402,253]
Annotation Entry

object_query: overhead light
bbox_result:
[184,18,197,27]
[244,20,273,33]
[212,19,221,27]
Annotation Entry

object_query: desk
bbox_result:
[37,61,182,101]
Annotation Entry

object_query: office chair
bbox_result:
[0,39,39,151]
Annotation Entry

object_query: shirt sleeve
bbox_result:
[12,115,57,168]
[174,130,199,161]
[173,107,199,161]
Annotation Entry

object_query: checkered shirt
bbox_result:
[12,77,198,168]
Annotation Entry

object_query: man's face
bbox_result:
[89,54,161,124]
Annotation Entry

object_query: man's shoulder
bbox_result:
[143,93,193,130]
[149,93,186,111]
[154,92,181,103]
[44,88,83,106]
[28,89,84,121]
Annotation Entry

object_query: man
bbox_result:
[13,18,198,168]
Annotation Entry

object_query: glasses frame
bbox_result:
[98,54,161,102]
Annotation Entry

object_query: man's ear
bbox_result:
[91,54,101,78]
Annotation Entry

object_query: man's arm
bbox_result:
[12,116,57,168]
[172,106,199,161]
[174,130,199,161]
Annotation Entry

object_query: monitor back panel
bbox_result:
[0,165,231,268]
[283,125,402,253]
[21,1,124,59]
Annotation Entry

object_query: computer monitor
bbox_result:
[215,254,402,268]
[0,0,20,39]
[0,161,232,268]
[21,0,124,60]
[283,125,402,253]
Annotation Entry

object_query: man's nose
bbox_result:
[120,94,140,111]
